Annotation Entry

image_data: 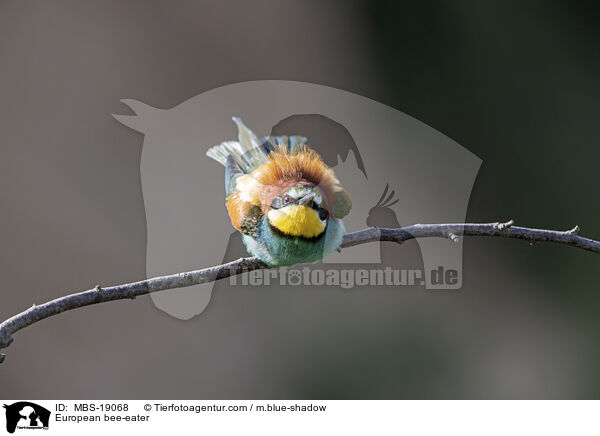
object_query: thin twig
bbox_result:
[0,220,598,363]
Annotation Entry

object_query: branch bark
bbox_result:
[1,220,598,363]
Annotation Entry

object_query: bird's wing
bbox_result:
[331,186,352,219]
[225,190,263,237]
[225,155,244,196]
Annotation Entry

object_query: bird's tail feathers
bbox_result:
[263,134,308,155]
[207,117,269,173]
[206,117,308,173]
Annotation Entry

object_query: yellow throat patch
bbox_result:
[267,205,326,238]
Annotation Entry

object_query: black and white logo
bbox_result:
[3,402,50,433]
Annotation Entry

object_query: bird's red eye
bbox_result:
[283,195,292,204]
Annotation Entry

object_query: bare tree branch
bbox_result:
[1,220,598,363]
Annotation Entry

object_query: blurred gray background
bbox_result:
[1,0,599,398]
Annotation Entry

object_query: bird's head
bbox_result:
[267,185,329,239]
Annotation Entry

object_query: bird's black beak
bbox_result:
[298,193,315,206]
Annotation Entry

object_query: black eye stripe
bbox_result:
[271,195,296,209]
[271,195,328,220]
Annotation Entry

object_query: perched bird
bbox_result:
[207,117,352,266]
